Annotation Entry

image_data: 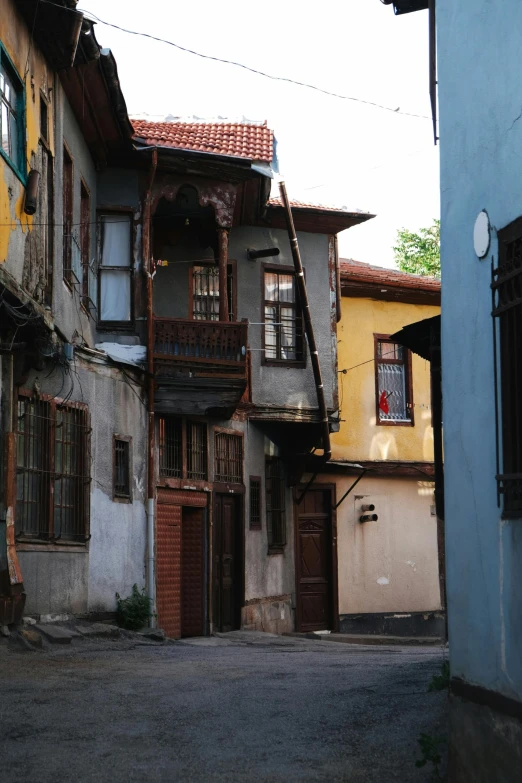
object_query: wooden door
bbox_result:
[213,495,241,632]
[295,487,334,632]
[156,490,181,639]
[181,507,205,638]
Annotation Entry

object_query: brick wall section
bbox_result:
[156,490,181,639]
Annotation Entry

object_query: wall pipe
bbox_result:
[278,181,331,463]
[144,148,158,626]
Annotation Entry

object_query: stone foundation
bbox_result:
[241,595,293,634]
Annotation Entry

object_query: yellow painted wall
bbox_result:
[0,0,54,263]
[332,296,440,463]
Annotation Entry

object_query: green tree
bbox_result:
[393,219,440,277]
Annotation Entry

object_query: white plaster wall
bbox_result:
[319,475,441,615]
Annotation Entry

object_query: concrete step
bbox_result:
[34,624,80,644]
[285,632,445,646]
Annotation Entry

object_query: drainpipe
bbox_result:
[278,181,331,463]
[144,149,158,626]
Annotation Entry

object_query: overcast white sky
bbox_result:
[79,0,439,268]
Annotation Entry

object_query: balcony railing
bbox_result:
[153,317,248,377]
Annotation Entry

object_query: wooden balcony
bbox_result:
[153,317,248,416]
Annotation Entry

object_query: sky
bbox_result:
[79,0,440,268]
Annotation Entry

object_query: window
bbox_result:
[15,395,90,542]
[191,263,235,321]
[265,458,286,550]
[40,93,48,144]
[492,217,522,517]
[249,476,262,529]
[214,431,243,483]
[375,336,413,425]
[264,268,304,363]
[113,437,131,501]
[158,418,207,481]
[98,213,132,324]
[62,145,81,286]
[0,51,23,175]
[80,180,95,310]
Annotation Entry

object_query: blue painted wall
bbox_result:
[438,1,522,700]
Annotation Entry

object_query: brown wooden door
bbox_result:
[213,495,241,632]
[296,488,334,632]
[156,490,181,639]
[181,507,205,638]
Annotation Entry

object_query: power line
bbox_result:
[38,0,430,121]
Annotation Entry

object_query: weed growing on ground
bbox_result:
[415,732,447,780]
[116,584,151,630]
[428,660,450,692]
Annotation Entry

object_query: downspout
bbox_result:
[278,181,331,463]
[144,149,158,626]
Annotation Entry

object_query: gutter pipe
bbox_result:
[144,148,158,625]
[278,181,331,465]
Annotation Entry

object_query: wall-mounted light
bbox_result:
[247,247,280,261]
[24,169,40,215]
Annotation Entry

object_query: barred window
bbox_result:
[375,337,413,424]
[492,217,522,517]
[192,263,235,321]
[249,476,262,529]
[113,437,131,500]
[158,418,207,481]
[214,432,243,483]
[16,395,91,541]
[266,458,286,550]
[264,269,304,362]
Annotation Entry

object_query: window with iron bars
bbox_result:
[214,432,243,484]
[492,216,522,517]
[249,476,262,529]
[15,394,91,542]
[113,436,131,501]
[265,457,286,550]
[375,337,413,425]
[158,417,207,481]
[192,263,235,321]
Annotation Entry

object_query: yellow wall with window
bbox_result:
[0,0,54,263]
[331,296,440,463]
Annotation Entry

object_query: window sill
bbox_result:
[377,419,414,427]
[267,546,285,555]
[16,540,88,553]
[0,148,27,186]
[113,495,132,504]
[262,360,306,369]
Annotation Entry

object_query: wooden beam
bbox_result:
[218,229,230,322]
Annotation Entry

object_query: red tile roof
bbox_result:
[340,258,440,293]
[268,198,371,216]
[132,119,274,163]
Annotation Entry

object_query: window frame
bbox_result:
[158,417,208,482]
[214,428,244,484]
[14,390,91,545]
[265,457,286,552]
[249,475,262,530]
[0,42,26,184]
[188,259,237,322]
[62,141,78,288]
[80,178,95,314]
[374,333,414,427]
[113,435,132,503]
[97,209,134,329]
[261,263,306,368]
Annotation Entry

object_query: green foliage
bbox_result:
[429,660,450,692]
[116,584,151,630]
[393,219,440,278]
[415,732,447,780]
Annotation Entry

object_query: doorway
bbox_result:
[213,494,242,632]
[295,486,337,632]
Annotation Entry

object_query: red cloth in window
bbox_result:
[379,390,389,415]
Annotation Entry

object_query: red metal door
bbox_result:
[296,488,333,632]
[181,507,205,638]
[213,494,241,632]
[156,489,181,639]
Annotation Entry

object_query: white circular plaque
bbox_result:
[473,210,490,258]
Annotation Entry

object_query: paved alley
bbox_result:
[0,632,447,783]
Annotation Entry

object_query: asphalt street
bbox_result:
[0,631,448,782]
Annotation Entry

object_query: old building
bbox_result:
[381,0,522,778]
[0,0,147,623]
[312,259,443,637]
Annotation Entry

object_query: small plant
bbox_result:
[116,584,151,630]
[428,660,450,692]
[415,732,447,780]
